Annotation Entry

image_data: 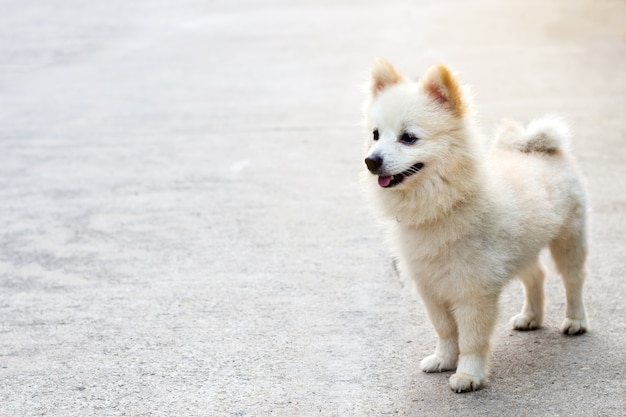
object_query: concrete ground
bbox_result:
[1,0,625,416]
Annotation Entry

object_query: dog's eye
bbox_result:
[399,132,418,145]
[373,129,379,141]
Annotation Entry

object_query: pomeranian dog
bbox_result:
[362,60,589,392]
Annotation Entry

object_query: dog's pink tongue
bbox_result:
[378,175,392,187]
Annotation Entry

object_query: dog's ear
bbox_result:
[371,59,404,96]
[421,64,466,117]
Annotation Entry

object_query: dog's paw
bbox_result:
[561,318,587,335]
[510,313,542,331]
[420,354,457,373]
[449,372,486,393]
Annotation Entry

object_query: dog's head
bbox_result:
[363,60,470,191]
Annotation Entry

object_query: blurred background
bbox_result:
[1,1,625,416]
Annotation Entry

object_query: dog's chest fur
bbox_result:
[391,203,513,301]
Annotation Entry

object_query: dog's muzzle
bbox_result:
[364,155,424,188]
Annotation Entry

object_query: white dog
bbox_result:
[363,60,589,392]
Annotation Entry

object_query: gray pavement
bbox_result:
[1,0,625,416]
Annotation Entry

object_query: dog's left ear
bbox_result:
[421,64,466,117]
[371,59,404,97]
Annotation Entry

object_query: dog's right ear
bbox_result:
[371,59,404,97]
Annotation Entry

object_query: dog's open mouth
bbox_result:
[378,163,424,188]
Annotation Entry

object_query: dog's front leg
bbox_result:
[449,297,498,392]
[419,297,459,372]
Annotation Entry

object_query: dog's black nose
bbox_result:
[365,155,383,174]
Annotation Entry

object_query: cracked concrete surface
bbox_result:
[1,0,625,416]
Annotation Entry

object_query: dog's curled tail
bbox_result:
[495,116,570,155]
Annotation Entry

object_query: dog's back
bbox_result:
[489,117,587,237]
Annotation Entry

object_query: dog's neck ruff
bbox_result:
[384,164,487,230]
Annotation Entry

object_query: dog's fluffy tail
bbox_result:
[495,116,570,154]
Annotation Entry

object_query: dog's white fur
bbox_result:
[363,60,589,392]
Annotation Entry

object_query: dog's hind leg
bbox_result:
[550,222,588,335]
[510,260,545,330]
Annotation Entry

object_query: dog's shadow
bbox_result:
[408,326,605,397]
[489,326,599,389]
[407,327,604,406]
